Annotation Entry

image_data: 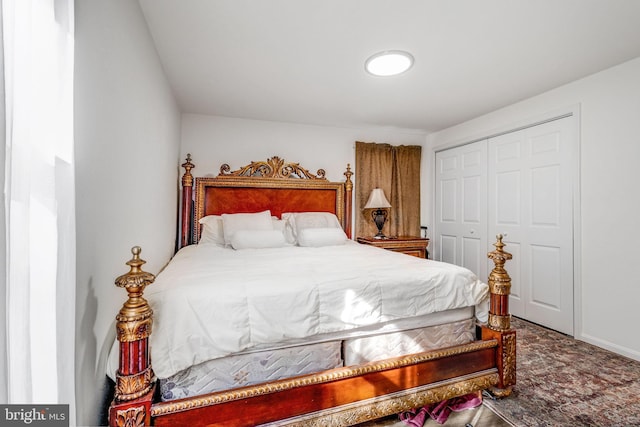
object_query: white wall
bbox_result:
[181,114,427,184]
[426,56,640,361]
[74,1,181,425]
[0,8,6,404]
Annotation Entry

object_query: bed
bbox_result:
[107,155,516,427]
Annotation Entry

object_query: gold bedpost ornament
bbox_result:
[114,246,156,401]
[181,154,195,247]
[344,164,353,191]
[181,153,194,187]
[487,234,513,331]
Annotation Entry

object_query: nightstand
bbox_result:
[356,236,430,258]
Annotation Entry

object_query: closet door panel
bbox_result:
[439,234,457,265]
[440,178,457,222]
[436,151,460,266]
[495,170,521,226]
[531,165,560,227]
[462,236,482,277]
[505,242,523,312]
[435,141,488,280]
[463,175,481,224]
[488,117,574,335]
[490,133,527,318]
[530,245,562,310]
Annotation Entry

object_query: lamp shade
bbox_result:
[364,188,391,209]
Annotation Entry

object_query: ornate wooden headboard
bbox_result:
[180,155,353,247]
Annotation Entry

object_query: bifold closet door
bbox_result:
[435,116,575,336]
[435,141,488,281]
[488,117,574,335]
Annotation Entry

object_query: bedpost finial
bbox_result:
[182,154,195,187]
[182,153,194,170]
[488,234,512,268]
[116,246,155,291]
[487,235,513,331]
[344,164,353,190]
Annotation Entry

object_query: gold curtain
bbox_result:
[355,141,422,238]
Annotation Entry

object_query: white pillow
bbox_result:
[230,230,287,249]
[198,215,225,246]
[222,210,273,246]
[297,227,348,247]
[282,212,342,241]
[272,217,285,232]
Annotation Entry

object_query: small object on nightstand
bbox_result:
[420,226,429,258]
[357,236,430,258]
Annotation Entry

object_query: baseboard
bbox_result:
[578,332,640,362]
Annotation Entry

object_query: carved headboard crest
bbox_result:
[218,156,327,180]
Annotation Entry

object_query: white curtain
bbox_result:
[1,0,75,422]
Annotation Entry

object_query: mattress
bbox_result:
[159,341,343,401]
[158,317,476,401]
[343,318,476,365]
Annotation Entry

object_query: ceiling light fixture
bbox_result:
[365,50,414,77]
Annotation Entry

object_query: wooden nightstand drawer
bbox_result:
[356,236,430,258]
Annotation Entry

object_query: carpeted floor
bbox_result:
[357,317,640,426]
[484,317,640,427]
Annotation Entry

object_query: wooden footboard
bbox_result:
[108,237,515,427]
[150,347,499,427]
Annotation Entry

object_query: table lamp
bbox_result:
[364,188,391,239]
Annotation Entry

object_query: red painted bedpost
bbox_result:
[344,164,353,239]
[109,247,156,427]
[181,154,195,247]
[481,235,516,397]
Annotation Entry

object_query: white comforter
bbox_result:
[108,241,488,379]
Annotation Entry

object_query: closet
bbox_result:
[435,116,575,335]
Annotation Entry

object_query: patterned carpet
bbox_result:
[484,317,640,427]
[360,317,640,426]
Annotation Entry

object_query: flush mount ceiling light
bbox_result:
[365,50,414,76]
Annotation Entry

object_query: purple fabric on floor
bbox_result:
[398,407,428,427]
[399,393,482,426]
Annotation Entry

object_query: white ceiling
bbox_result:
[138,0,640,133]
